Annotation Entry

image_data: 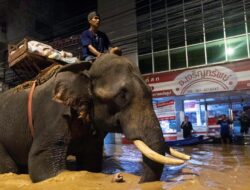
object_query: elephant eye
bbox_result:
[113,88,130,108]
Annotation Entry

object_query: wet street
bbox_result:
[103,143,250,190]
[0,143,250,190]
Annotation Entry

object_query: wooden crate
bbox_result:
[8,38,63,81]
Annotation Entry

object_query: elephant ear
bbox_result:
[52,63,92,118]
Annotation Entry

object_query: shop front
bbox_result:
[144,59,250,140]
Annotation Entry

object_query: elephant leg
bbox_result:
[0,143,19,173]
[76,135,104,172]
[28,135,70,182]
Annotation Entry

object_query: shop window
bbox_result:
[207,103,230,122]
[232,102,245,135]
[170,48,186,69]
[168,0,185,48]
[166,0,182,8]
[247,11,250,33]
[154,50,168,72]
[137,32,152,55]
[225,19,245,37]
[136,0,150,32]
[203,0,224,41]
[184,100,206,128]
[136,0,150,17]
[138,54,152,74]
[205,27,224,42]
[187,44,205,67]
[249,34,250,55]
[152,0,165,12]
[226,36,248,61]
[137,14,151,32]
[153,98,177,133]
[151,0,166,29]
[185,0,203,45]
[223,1,245,37]
[168,26,185,49]
[186,26,204,45]
[152,28,168,52]
[206,40,225,64]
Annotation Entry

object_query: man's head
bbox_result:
[184,116,189,121]
[221,114,226,120]
[87,11,100,29]
[88,11,100,21]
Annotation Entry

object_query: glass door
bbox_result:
[183,99,206,132]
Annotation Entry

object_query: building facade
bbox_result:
[1,0,250,140]
[100,0,250,140]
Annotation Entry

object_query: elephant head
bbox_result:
[53,54,190,183]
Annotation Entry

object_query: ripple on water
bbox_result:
[103,143,250,190]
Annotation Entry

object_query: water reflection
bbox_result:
[103,144,143,176]
[103,144,250,189]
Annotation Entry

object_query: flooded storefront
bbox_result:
[0,144,250,190]
[153,90,250,139]
[145,59,250,140]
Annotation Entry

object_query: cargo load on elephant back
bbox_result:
[8,37,81,82]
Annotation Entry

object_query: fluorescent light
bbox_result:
[226,47,234,55]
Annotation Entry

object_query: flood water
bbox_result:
[0,144,250,190]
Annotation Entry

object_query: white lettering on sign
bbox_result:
[173,66,237,95]
[145,76,160,83]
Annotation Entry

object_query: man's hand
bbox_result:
[109,47,122,56]
[96,52,102,57]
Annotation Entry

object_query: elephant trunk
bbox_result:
[126,109,189,182]
[136,123,168,183]
[120,102,190,182]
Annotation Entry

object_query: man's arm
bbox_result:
[189,122,193,130]
[180,122,184,129]
[88,44,102,57]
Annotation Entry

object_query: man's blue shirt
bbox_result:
[80,30,110,59]
[217,120,231,135]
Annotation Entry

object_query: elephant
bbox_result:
[0,53,190,183]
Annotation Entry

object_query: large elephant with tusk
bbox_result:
[0,54,190,183]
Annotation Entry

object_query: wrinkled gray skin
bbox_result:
[0,54,169,183]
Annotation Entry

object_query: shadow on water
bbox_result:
[102,144,143,176]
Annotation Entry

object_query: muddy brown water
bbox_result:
[0,144,249,190]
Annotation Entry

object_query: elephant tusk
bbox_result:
[170,148,191,160]
[133,140,184,165]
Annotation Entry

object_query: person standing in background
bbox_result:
[180,116,193,139]
[239,111,250,135]
[217,114,233,144]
